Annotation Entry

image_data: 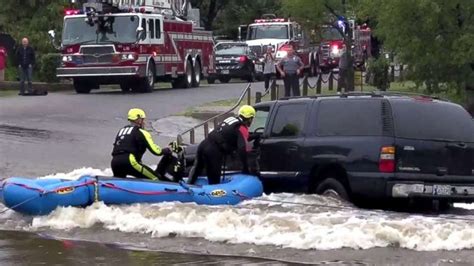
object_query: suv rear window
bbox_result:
[316,99,383,136]
[391,100,474,142]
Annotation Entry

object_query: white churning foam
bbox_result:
[27,167,474,251]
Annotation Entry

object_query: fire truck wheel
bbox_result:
[192,61,201,87]
[310,61,317,77]
[172,61,193,89]
[247,68,256,82]
[184,60,193,88]
[206,77,216,84]
[311,58,321,77]
[138,63,155,93]
[73,79,92,94]
[120,82,131,93]
[219,76,231,83]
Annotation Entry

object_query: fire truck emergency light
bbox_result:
[64,9,82,15]
[254,18,287,23]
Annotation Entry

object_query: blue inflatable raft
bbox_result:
[0,174,263,215]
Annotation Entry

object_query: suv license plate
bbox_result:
[221,70,229,74]
[433,185,451,196]
[255,65,263,72]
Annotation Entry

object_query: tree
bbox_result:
[190,0,230,30]
[191,0,281,37]
[359,0,474,112]
[0,0,65,53]
[214,0,282,38]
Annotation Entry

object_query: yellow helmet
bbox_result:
[238,105,256,119]
[128,108,146,121]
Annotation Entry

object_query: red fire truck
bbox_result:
[50,0,215,93]
[315,22,372,72]
[239,15,319,76]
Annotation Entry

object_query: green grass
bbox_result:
[0,90,19,97]
[181,80,466,118]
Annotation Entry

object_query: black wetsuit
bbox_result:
[189,116,250,185]
[111,125,166,180]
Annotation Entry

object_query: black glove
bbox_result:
[249,132,261,141]
[161,147,172,156]
[169,141,183,153]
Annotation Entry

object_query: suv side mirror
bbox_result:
[136,26,145,41]
[47,29,60,50]
[48,30,55,40]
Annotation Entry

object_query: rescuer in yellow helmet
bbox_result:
[188,105,256,185]
[111,108,172,181]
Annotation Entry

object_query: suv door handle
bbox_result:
[288,146,298,152]
[446,142,467,149]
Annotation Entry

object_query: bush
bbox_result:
[4,55,18,81]
[37,53,60,83]
[367,57,390,91]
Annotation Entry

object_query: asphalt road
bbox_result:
[0,81,265,178]
[2,79,474,265]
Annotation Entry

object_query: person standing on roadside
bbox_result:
[0,46,7,81]
[338,47,349,91]
[16,37,35,95]
[276,46,304,97]
[262,46,276,91]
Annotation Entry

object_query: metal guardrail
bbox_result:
[177,83,252,145]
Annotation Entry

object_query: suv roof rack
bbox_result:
[378,91,447,101]
[279,91,384,101]
[278,90,449,101]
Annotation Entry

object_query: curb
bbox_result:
[186,110,234,121]
[0,81,73,92]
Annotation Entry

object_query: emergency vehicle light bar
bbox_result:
[254,18,287,23]
[64,8,83,15]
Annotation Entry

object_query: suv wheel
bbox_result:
[315,178,350,201]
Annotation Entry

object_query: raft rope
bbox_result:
[0,180,99,214]
[0,195,41,214]
[3,179,474,223]
[100,182,188,196]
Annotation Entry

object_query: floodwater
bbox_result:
[0,230,270,265]
[1,88,474,264]
[2,168,474,265]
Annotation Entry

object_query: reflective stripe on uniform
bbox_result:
[139,128,162,155]
[128,154,158,180]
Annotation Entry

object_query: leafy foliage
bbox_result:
[359,0,473,93]
[0,0,472,112]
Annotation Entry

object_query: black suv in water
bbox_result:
[185,92,474,206]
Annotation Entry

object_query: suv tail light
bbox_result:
[239,56,248,63]
[379,146,396,173]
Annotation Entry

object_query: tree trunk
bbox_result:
[466,84,474,117]
[203,0,218,31]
